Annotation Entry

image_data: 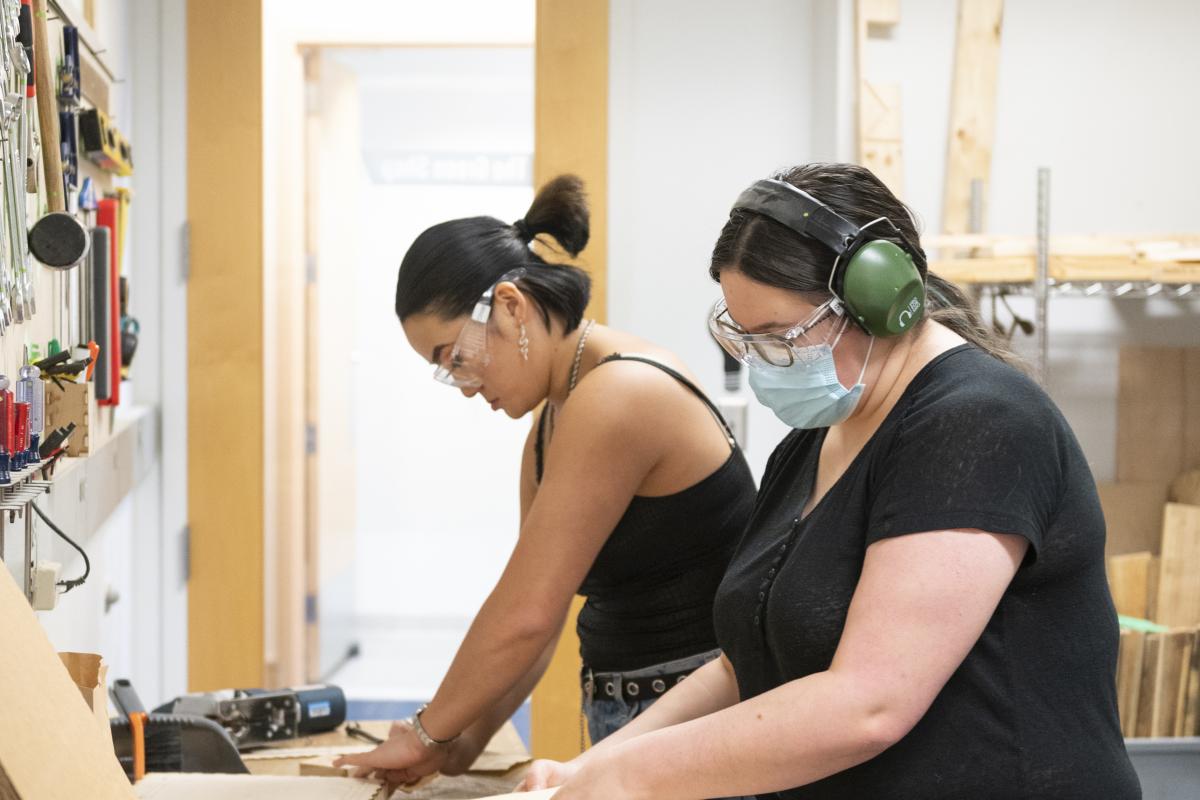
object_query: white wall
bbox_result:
[609,0,1200,482]
[608,0,820,477]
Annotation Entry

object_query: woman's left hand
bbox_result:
[332,721,447,785]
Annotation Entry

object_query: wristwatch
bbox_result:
[409,705,460,749]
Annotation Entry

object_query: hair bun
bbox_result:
[512,218,534,243]
[521,174,590,257]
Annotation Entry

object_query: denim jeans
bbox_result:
[583,649,752,799]
[582,648,722,744]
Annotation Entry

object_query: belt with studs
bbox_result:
[581,666,695,701]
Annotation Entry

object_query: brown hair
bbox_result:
[710,163,1024,371]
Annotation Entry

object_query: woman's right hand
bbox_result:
[517,758,582,791]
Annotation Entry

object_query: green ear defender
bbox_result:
[731,179,926,337]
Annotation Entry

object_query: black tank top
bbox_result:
[535,354,756,671]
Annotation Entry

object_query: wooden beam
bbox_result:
[186,0,265,690]
[1156,504,1200,628]
[941,0,1004,235]
[1107,552,1157,619]
[855,0,903,195]
[531,0,608,761]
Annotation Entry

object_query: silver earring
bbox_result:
[518,323,529,361]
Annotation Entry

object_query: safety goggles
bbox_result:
[708,296,846,368]
[433,269,526,388]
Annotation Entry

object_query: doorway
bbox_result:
[302,44,535,702]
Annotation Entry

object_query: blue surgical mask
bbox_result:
[748,327,874,430]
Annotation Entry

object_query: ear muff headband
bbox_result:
[731,178,927,337]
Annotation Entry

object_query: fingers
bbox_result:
[332,752,369,768]
[390,771,438,793]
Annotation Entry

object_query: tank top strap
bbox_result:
[595,353,737,450]
[535,353,738,485]
[535,403,552,483]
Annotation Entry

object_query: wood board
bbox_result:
[1151,629,1194,736]
[855,0,904,195]
[941,0,1004,236]
[1098,481,1169,557]
[1117,628,1145,737]
[1134,633,1162,737]
[134,775,384,800]
[1107,552,1157,619]
[1183,631,1200,736]
[532,0,609,761]
[1156,504,1200,627]
[0,568,134,799]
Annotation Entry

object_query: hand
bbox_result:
[546,755,643,800]
[333,721,447,785]
[516,758,582,791]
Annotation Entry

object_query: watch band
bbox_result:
[410,705,459,749]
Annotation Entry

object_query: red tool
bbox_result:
[14,402,28,465]
[0,385,12,457]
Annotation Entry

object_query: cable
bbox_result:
[31,500,90,592]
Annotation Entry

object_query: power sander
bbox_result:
[154,684,347,750]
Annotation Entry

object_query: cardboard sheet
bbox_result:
[0,568,134,799]
[469,724,531,773]
[259,721,529,771]
[246,721,531,779]
[243,745,374,762]
[133,774,385,800]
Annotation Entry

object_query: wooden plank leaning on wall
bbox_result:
[531,0,609,761]
[941,0,1004,237]
[186,0,265,690]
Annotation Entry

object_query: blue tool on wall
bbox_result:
[58,25,80,109]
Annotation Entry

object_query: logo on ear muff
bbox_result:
[731,179,926,338]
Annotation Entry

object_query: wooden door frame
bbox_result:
[186,2,610,756]
[530,0,609,760]
[186,0,265,690]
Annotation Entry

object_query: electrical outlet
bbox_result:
[32,561,61,611]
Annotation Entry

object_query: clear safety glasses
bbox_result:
[433,269,526,388]
[708,296,846,368]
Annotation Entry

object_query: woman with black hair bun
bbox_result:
[334,175,757,785]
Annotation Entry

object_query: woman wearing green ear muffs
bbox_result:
[519,163,1139,799]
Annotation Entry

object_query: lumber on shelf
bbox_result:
[925,234,1200,284]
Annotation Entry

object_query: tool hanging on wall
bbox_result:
[119,276,137,374]
[0,0,32,328]
[18,0,37,195]
[88,225,111,400]
[28,0,87,269]
[96,198,119,405]
[57,24,78,108]
[57,25,79,213]
[78,106,132,176]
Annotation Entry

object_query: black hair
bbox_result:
[395,174,592,332]
[710,163,1023,370]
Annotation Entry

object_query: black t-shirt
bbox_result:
[714,345,1140,799]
